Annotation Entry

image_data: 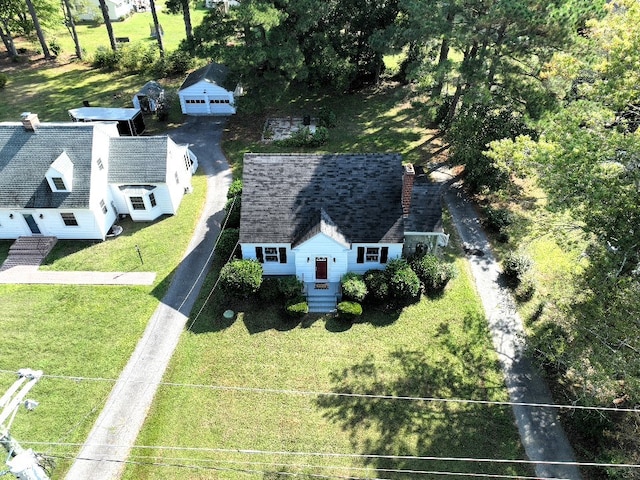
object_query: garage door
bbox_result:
[209,98,236,115]
[183,97,209,115]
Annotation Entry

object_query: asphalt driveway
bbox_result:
[65,117,232,480]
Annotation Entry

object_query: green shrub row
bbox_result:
[91,45,193,76]
[274,126,329,147]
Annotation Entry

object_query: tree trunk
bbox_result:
[0,21,17,58]
[431,10,455,99]
[149,0,164,57]
[25,0,51,59]
[181,0,193,42]
[98,0,117,51]
[444,42,478,127]
[62,0,82,59]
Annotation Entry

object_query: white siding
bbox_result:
[241,243,295,276]
[293,234,349,283]
[0,209,104,240]
[179,81,236,115]
[346,243,403,274]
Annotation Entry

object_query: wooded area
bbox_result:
[1,0,639,477]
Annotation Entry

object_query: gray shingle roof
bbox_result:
[404,176,444,233]
[239,153,405,245]
[0,123,95,209]
[108,137,169,183]
[179,63,231,91]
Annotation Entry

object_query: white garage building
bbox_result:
[178,63,237,116]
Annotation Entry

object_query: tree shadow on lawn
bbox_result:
[315,314,531,478]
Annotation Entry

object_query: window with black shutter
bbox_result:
[279,247,287,263]
[255,246,264,263]
[357,247,365,263]
[380,247,389,264]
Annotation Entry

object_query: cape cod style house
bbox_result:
[0,114,196,241]
[239,153,449,311]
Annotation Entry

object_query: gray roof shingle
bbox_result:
[404,177,444,233]
[179,63,231,91]
[239,153,406,245]
[0,123,95,209]
[108,137,169,183]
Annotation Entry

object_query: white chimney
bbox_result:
[21,112,40,132]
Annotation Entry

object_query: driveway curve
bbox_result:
[65,117,232,480]
[444,182,581,480]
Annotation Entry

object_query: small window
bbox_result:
[149,192,157,207]
[61,213,78,226]
[97,158,104,170]
[175,171,180,184]
[52,177,66,190]
[100,199,108,214]
[264,247,279,262]
[366,247,379,262]
[130,196,145,210]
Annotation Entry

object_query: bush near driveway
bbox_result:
[219,259,263,298]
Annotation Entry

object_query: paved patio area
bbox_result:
[0,265,156,285]
[262,116,317,142]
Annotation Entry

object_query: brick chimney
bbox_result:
[402,163,415,217]
[21,112,40,132]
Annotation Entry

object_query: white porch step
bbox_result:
[307,296,337,313]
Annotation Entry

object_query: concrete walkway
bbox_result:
[445,183,581,480]
[0,265,156,285]
[65,117,232,480]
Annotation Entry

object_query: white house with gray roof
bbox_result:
[239,153,449,312]
[178,63,237,116]
[0,114,196,240]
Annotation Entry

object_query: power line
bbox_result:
[1,370,637,413]
[39,452,576,480]
[119,455,551,480]
[186,194,238,331]
[22,443,640,470]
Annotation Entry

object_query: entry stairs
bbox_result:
[0,236,58,272]
[306,282,340,313]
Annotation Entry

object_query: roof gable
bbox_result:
[0,123,97,209]
[239,153,405,245]
[107,137,169,183]
[293,208,351,249]
[179,63,231,91]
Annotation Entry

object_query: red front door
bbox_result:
[315,257,328,280]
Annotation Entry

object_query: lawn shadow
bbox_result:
[315,342,532,478]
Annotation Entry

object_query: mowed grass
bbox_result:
[122,257,531,479]
[224,82,447,175]
[0,172,208,477]
[120,83,529,478]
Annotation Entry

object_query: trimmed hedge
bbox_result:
[386,259,421,301]
[278,276,304,299]
[227,179,243,199]
[285,297,308,318]
[341,272,368,302]
[224,196,241,228]
[219,259,263,297]
[0,73,7,89]
[215,228,239,261]
[363,269,389,303]
[411,254,458,295]
[337,301,362,319]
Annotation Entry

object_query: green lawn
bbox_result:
[121,256,531,479]
[0,173,207,477]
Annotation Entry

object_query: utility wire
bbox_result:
[186,194,238,331]
[1,370,637,413]
[23,443,640,470]
[39,452,575,480]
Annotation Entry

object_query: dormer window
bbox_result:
[46,151,74,192]
[52,177,66,190]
